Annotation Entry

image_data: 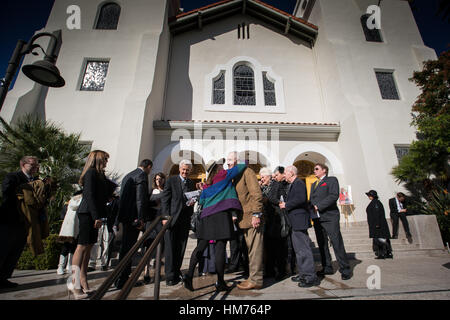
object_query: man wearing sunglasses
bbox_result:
[310,163,352,280]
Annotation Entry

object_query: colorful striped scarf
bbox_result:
[199,164,246,218]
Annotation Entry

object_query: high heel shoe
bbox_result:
[80,285,95,295]
[67,282,88,300]
[183,274,194,292]
[215,280,231,292]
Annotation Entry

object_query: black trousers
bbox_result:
[164,220,190,282]
[313,218,351,276]
[61,241,77,256]
[117,223,141,281]
[228,228,249,273]
[0,224,27,281]
[391,213,411,237]
[188,239,227,282]
[264,234,288,276]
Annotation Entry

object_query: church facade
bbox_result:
[0,0,437,221]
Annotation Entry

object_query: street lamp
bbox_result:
[0,31,65,112]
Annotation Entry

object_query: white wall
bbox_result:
[1,0,171,177]
[164,14,324,123]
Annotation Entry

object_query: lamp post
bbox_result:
[0,31,65,113]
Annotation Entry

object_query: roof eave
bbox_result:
[169,0,318,45]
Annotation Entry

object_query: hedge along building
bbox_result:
[0,0,437,222]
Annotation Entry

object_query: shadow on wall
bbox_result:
[11,83,48,124]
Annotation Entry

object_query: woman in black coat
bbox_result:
[69,150,115,299]
[365,190,393,259]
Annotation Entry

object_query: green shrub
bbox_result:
[17,234,62,270]
[420,188,450,245]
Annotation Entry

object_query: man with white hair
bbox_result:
[161,159,196,286]
[227,152,264,290]
[279,165,319,287]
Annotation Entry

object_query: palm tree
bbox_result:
[0,114,90,233]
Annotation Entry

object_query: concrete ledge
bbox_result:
[406,215,445,249]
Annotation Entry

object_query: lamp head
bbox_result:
[22,59,65,88]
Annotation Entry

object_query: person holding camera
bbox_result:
[115,159,155,289]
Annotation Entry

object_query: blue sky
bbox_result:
[0,0,448,90]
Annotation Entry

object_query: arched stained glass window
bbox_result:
[95,2,121,30]
[263,72,276,106]
[213,71,225,104]
[233,65,255,105]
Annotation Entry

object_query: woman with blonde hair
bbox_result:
[69,150,116,299]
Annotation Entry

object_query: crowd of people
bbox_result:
[0,150,413,297]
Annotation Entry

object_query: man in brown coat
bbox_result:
[227,152,264,290]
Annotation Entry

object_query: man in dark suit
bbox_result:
[161,159,196,286]
[0,156,39,288]
[389,192,412,240]
[310,163,352,280]
[115,159,155,289]
[279,166,319,287]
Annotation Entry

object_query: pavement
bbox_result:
[1,251,449,301]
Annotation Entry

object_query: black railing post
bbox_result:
[153,241,163,300]
[115,216,172,300]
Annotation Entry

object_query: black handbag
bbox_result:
[279,209,291,238]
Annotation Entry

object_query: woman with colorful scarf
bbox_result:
[183,159,246,292]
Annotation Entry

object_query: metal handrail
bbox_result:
[90,215,171,300]
[116,216,172,300]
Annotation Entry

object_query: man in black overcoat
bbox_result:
[0,156,39,288]
[310,163,352,280]
[366,190,392,259]
[115,159,155,289]
[161,159,196,286]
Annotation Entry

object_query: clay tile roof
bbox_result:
[168,120,339,126]
[171,0,318,31]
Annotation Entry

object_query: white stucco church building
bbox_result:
[0,0,437,221]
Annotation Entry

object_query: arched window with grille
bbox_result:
[95,2,121,30]
[212,71,225,104]
[233,65,256,105]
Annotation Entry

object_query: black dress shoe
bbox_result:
[298,278,320,288]
[291,275,304,282]
[215,281,231,292]
[341,273,352,280]
[392,235,398,239]
[375,255,386,259]
[143,275,151,284]
[386,253,393,259]
[166,278,180,286]
[0,280,19,289]
[183,275,194,291]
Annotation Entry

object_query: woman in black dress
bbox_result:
[69,150,114,299]
[183,159,244,292]
[365,190,392,259]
